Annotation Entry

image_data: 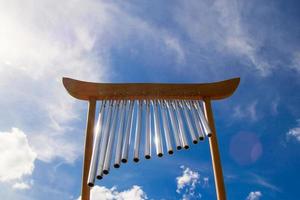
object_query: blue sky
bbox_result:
[0,0,300,199]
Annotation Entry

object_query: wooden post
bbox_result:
[81,99,96,200]
[203,99,226,200]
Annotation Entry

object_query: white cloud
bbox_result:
[270,97,280,115]
[246,191,262,200]
[216,0,272,76]
[78,185,147,200]
[12,180,33,190]
[164,35,185,64]
[0,0,185,164]
[176,166,200,200]
[291,51,300,72]
[29,133,81,163]
[287,119,300,142]
[0,128,36,182]
[233,101,258,121]
[249,173,280,192]
[0,0,108,163]
[174,0,271,76]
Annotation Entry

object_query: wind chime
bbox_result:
[63,77,240,200]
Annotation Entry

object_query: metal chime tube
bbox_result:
[114,101,126,168]
[133,100,143,162]
[194,100,212,137]
[165,100,182,150]
[103,101,120,174]
[121,100,134,163]
[152,100,163,157]
[181,100,198,144]
[144,100,151,159]
[187,100,205,140]
[87,101,106,186]
[160,100,174,154]
[173,100,189,149]
[96,100,114,179]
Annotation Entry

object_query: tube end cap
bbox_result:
[114,164,120,168]
[103,170,109,175]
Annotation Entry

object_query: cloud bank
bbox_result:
[176,166,201,200]
[0,128,36,183]
[77,185,147,200]
[246,191,262,200]
[0,0,187,165]
[287,119,300,142]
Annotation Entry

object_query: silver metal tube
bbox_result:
[121,100,134,163]
[96,100,114,179]
[133,100,143,162]
[152,100,163,157]
[194,100,212,137]
[187,100,205,140]
[181,100,198,144]
[103,101,120,174]
[144,100,151,159]
[87,101,106,186]
[165,100,182,150]
[173,100,189,149]
[114,101,126,168]
[160,100,174,154]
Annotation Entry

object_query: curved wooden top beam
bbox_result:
[62,77,240,101]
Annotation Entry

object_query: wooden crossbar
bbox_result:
[63,77,240,100]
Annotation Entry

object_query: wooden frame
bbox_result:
[62,77,240,200]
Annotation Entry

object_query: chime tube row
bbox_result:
[159,100,174,154]
[103,101,120,174]
[187,100,205,140]
[193,100,212,137]
[165,100,182,150]
[121,100,134,163]
[181,101,198,144]
[114,101,126,168]
[87,101,106,187]
[96,101,114,179]
[173,101,189,149]
[88,99,211,186]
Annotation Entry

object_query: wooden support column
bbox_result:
[81,99,96,200]
[203,99,226,200]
